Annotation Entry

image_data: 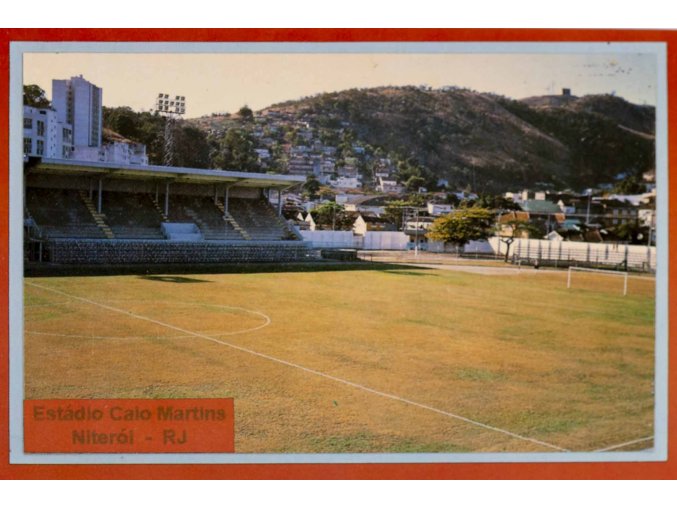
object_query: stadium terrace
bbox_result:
[24,157,313,268]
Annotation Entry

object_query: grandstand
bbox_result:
[24,158,312,266]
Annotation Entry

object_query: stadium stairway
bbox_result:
[149,195,169,222]
[77,190,115,239]
[214,200,251,240]
[227,198,297,241]
[258,199,303,240]
[25,188,108,239]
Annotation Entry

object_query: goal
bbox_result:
[566,266,655,297]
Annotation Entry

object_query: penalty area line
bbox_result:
[26,281,569,453]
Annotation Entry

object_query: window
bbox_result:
[36,140,44,156]
[23,118,32,129]
[23,137,32,154]
[36,120,45,137]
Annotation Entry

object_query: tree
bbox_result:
[473,194,521,211]
[237,105,254,122]
[311,202,353,230]
[213,127,260,171]
[318,186,336,200]
[23,84,51,108]
[613,175,645,195]
[383,196,425,230]
[302,175,321,200]
[103,106,166,164]
[426,208,495,247]
[404,175,426,192]
[499,219,542,261]
[172,125,211,168]
[383,200,409,230]
[611,221,647,244]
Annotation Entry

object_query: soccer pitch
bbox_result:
[23,264,656,454]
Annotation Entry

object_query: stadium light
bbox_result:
[155,92,187,167]
[156,93,186,116]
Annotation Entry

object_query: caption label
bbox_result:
[24,398,234,453]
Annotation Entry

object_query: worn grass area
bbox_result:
[24,266,655,454]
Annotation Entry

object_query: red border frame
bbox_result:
[0,28,673,479]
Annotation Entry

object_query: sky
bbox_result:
[23,48,659,118]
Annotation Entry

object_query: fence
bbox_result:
[489,237,656,272]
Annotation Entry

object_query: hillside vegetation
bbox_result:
[103,86,655,193]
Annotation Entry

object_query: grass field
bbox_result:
[24,263,656,454]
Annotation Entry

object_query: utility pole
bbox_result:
[414,207,419,257]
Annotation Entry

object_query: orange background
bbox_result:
[0,28,673,479]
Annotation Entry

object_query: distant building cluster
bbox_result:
[200,108,406,191]
[23,75,148,166]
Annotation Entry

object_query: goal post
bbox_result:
[567,266,630,296]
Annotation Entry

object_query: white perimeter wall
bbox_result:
[489,237,656,271]
[300,231,656,271]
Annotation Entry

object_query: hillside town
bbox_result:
[23,75,657,254]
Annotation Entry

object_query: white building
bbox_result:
[73,142,149,166]
[52,75,103,149]
[427,203,454,216]
[254,148,270,160]
[377,177,404,194]
[330,176,361,189]
[23,106,73,159]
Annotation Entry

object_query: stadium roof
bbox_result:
[27,158,305,189]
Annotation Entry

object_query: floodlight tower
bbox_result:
[155,93,186,166]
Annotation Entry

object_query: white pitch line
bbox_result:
[593,435,654,452]
[26,281,568,452]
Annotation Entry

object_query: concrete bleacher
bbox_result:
[25,188,302,246]
[102,191,165,239]
[25,188,106,239]
[46,239,318,264]
[229,198,296,241]
[168,195,244,241]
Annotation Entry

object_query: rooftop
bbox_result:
[26,158,305,189]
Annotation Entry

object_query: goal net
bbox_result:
[566,266,655,297]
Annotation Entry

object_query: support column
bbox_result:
[97,178,103,214]
[277,188,283,216]
[224,185,230,216]
[164,181,170,217]
[155,183,159,203]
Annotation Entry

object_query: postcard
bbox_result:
[1,28,674,479]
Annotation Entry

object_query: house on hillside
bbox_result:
[376,176,404,194]
[427,202,454,216]
[519,199,562,235]
[343,195,389,216]
[593,198,640,228]
[352,213,397,236]
[330,176,361,189]
[303,212,317,231]
[403,216,436,250]
[497,211,532,238]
